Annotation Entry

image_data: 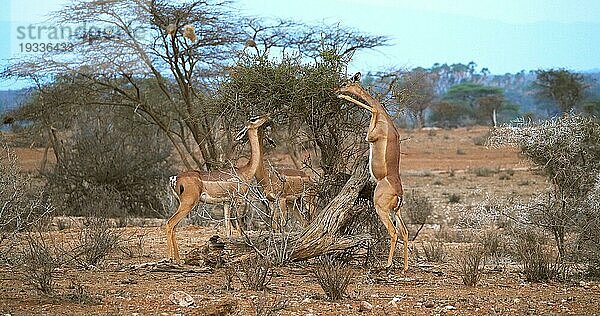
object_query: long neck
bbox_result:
[239,129,262,180]
[254,130,268,182]
[353,87,389,116]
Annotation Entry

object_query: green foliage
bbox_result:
[441,83,511,126]
[429,101,473,127]
[496,101,521,122]
[219,53,368,208]
[581,99,600,117]
[535,69,587,114]
[392,70,436,128]
[443,83,503,102]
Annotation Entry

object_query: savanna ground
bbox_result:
[2,126,599,315]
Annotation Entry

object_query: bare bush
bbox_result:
[70,217,121,268]
[340,190,388,268]
[575,175,600,278]
[472,132,490,146]
[456,243,486,286]
[44,109,173,218]
[19,233,59,294]
[314,255,353,301]
[478,229,505,260]
[1,137,53,258]
[403,190,433,241]
[457,199,507,230]
[235,256,273,291]
[222,267,235,291]
[251,293,288,316]
[118,230,149,259]
[490,115,600,260]
[512,230,561,282]
[261,233,293,266]
[421,240,446,262]
[447,193,462,204]
[64,280,101,305]
[236,183,296,266]
[470,167,497,177]
[239,229,294,267]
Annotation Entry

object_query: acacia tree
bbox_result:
[534,69,587,114]
[392,70,436,128]
[4,0,246,170]
[441,83,505,126]
[219,26,387,202]
[476,94,505,127]
[219,28,391,260]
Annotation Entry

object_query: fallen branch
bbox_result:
[124,259,212,273]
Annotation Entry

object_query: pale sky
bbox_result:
[2,0,600,89]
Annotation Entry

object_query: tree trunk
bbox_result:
[290,156,372,261]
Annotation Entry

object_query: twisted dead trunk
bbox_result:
[290,156,371,261]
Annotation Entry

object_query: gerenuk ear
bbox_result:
[351,72,361,83]
[235,126,249,142]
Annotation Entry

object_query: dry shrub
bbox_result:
[404,190,433,241]
[1,137,53,257]
[19,233,59,295]
[456,243,486,286]
[222,267,235,291]
[70,217,121,268]
[421,239,446,262]
[447,193,461,204]
[470,167,497,177]
[314,255,353,301]
[262,233,292,266]
[235,255,273,291]
[472,132,490,146]
[490,115,600,261]
[240,229,293,267]
[574,175,600,278]
[341,192,388,268]
[118,230,149,259]
[478,229,505,260]
[513,230,561,282]
[251,293,288,316]
[64,280,101,305]
[44,109,173,218]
